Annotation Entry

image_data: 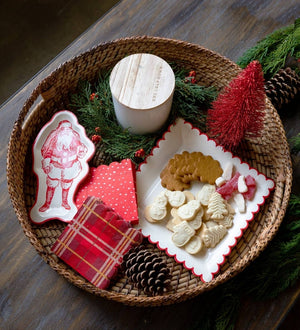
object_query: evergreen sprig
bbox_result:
[70,72,158,164]
[290,132,300,154]
[70,66,217,165]
[237,18,300,80]
[288,194,300,216]
[171,78,217,129]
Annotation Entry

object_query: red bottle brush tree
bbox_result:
[207,60,266,151]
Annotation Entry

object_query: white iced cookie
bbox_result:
[170,207,179,218]
[205,220,218,228]
[185,236,203,254]
[188,208,203,230]
[145,204,167,223]
[238,175,248,193]
[202,206,211,221]
[153,191,168,207]
[206,192,228,220]
[144,191,168,223]
[144,205,156,223]
[201,223,227,248]
[213,201,235,228]
[220,214,234,228]
[166,218,176,232]
[171,221,195,247]
[166,208,182,232]
[177,199,201,221]
[234,193,246,213]
[149,204,167,220]
[184,191,195,202]
[196,184,216,206]
[165,190,186,208]
[223,162,233,181]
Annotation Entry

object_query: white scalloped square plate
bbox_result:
[136,118,275,282]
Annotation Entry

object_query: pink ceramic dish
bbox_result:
[30,110,95,224]
[136,118,275,282]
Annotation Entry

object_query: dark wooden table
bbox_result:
[1,1,299,329]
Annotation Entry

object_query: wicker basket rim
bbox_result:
[6,36,293,306]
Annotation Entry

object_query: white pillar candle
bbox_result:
[109,53,175,134]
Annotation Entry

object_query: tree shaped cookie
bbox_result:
[201,222,227,248]
[206,192,228,220]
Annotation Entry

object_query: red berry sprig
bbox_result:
[90,93,98,101]
[92,135,102,143]
[91,127,102,144]
[134,148,145,158]
[184,70,197,84]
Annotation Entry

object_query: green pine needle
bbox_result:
[214,293,240,330]
[290,133,300,154]
[237,18,300,79]
[288,194,300,216]
[171,78,217,129]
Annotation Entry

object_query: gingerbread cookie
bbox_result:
[160,166,190,191]
[160,151,223,191]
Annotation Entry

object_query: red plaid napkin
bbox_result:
[51,196,142,289]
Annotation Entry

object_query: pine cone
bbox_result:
[265,67,300,110]
[121,245,171,295]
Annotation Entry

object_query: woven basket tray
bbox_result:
[7,36,292,306]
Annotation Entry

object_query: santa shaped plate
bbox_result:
[136,118,275,282]
[30,110,95,224]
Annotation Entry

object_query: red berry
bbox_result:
[184,70,196,84]
[90,93,98,101]
[134,148,145,158]
[92,134,102,143]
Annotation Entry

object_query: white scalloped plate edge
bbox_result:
[136,118,275,282]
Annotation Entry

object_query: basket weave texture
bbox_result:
[7,36,292,306]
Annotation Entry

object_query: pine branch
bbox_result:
[290,133,300,154]
[237,18,300,79]
[288,194,300,216]
[171,78,217,131]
